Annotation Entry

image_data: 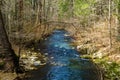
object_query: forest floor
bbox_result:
[72,20,120,63]
[0,72,17,80]
[0,72,27,80]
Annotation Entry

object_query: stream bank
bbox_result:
[24,29,102,80]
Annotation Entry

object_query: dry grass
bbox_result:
[0,72,17,80]
[72,20,120,63]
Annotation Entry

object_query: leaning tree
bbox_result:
[0,1,21,72]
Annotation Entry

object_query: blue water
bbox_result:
[42,30,100,80]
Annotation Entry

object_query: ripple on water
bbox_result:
[30,30,101,80]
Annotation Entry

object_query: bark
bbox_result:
[108,0,112,48]
[0,8,21,73]
[69,0,74,17]
[15,0,23,59]
[118,0,120,40]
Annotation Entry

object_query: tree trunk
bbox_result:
[69,0,74,18]
[15,0,23,59]
[118,0,120,41]
[0,7,20,73]
[108,0,112,48]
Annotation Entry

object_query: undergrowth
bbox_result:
[94,57,120,80]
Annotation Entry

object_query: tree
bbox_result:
[108,0,112,48]
[15,0,23,59]
[118,0,120,40]
[0,2,21,72]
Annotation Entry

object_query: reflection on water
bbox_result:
[29,29,101,80]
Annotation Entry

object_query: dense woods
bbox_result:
[0,0,120,80]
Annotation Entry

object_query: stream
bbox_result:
[28,29,101,80]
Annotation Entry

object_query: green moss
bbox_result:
[94,58,120,80]
[80,55,92,59]
[0,54,5,58]
[104,62,120,80]
[0,61,5,68]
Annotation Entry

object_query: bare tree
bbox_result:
[118,0,120,41]
[108,0,112,48]
[0,1,21,73]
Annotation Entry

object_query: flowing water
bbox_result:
[29,29,101,80]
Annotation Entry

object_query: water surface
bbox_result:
[29,29,101,80]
